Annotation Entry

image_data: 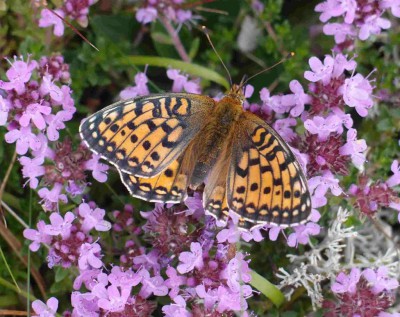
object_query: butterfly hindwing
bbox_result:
[80,93,216,177]
[227,112,311,227]
[118,155,189,203]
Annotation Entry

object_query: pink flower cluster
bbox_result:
[0,55,108,211]
[323,266,399,317]
[135,0,194,24]
[69,200,254,316]
[120,69,201,99]
[349,160,400,219]
[38,0,97,37]
[24,202,111,268]
[315,0,399,50]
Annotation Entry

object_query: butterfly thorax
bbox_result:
[189,95,244,187]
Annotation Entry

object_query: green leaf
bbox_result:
[54,266,69,283]
[188,37,200,60]
[250,270,285,307]
[119,55,230,89]
[91,14,136,42]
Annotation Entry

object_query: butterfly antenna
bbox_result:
[242,52,295,86]
[201,26,233,87]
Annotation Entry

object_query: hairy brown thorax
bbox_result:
[189,95,243,187]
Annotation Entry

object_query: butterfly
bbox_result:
[79,84,311,229]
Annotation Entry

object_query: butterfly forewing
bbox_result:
[79,93,216,178]
[227,112,311,227]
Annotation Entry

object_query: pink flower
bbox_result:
[32,297,58,317]
[381,0,400,18]
[119,72,150,99]
[38,183,68,212]
[304,114,345,141]
[78,242,103,270]
[359,15,391,41]
[325,266,399,316]
[379,313,400,317]
[108,266,142,289]
[60,85,76,112]
[167,69,201,94]
[273,118,297,142]
[216,221,241,244]
[23,220,52,252]
[363,267,399,294]
[221,253,251,292]
[38,9,65,37]
[386,160,400,188]
[315,0,356,23]
[342,73,374,117]
[308,170,343,199]
[339,128,367,169]
[332,53,357,78]
[331,107,353,129]
[240,227,264,243]
[332,268,361,293]
[164,266,187,298]
[40,75,63,102]
[304,55,334,84]
[176,10,192,23]
[0,58,38,94]
[196,285,219,310]
[259,87,284,113]
[20,156,45,188]
[84,154,109,183]
[19,103,52,130]
[5,126,42,155]
[0,95,10,126]
[133,249,161,273]
[78,202,111,232]
[216,285,252,313]
[64,0,96,27]
[136,7,158,24]
[46,112,68,141]
[216,211,261,243]
[252,0,264,13]
[315,0,346,23]
[92,284,130,313]
[138,269,168,298]
[323,22,355,44]
[162,296,191,317]
[73,268,102,291]
[71,292,100,316]
[287,222,321,247]
[177,242,204,273]
[280,80,310,117]
[44,211,75,239]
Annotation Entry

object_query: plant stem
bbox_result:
[159,15,190,62]
[27,189,32,317]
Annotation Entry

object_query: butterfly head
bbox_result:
[228,84,246,104]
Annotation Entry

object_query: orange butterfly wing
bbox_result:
[79,94,215,178]
[227,112,311,227]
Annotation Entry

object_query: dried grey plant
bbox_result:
[277,207,400,309]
